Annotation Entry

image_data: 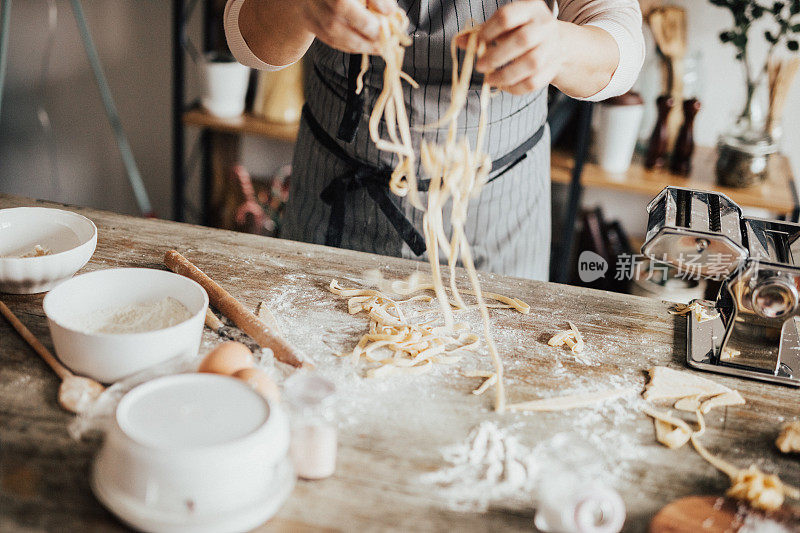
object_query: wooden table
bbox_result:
[551,146,799,218]
[2,194,798,532]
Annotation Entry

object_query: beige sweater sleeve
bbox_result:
[224,0,295,71]
[556,0,645,101]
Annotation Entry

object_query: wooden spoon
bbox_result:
[767,57,800,138]
[0,301,104,413]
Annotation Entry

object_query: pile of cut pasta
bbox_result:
[350,6,512,410]
[329,275,529,383]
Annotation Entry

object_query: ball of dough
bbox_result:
[776,421,800,454]
[198,341,254,375]
[232,367,280,404]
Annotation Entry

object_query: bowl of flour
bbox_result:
[43,268,209,383]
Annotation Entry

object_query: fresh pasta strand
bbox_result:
[352,16,512,411]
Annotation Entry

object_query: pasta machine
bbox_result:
[642,186,800,387]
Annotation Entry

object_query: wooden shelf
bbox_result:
[551,146,798,216]
[182,107,299,142]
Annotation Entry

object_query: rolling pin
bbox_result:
[165,250,307,368]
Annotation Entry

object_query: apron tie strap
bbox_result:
[336,54,366,143]
[308,106,427,255]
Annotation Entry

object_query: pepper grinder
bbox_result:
[670,98,701,176]
[645,95,675,169]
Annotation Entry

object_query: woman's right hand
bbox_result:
[299,0,397,54]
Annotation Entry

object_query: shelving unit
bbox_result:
[172,0,299,225]
[551,145,799,219]
[182,106,299,142]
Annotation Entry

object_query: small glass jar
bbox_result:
[283,372,337,480]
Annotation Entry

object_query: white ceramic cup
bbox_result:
[592,95,644,174]
[92,374,293,533]
[200,55,250,118]
[43,268,208,383]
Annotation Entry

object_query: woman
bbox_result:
[225,0,644,280]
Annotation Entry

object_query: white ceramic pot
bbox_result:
[200,56,250,118]
[592,93,645,174]
[92,374,294,533]
[0,207,97,294]
[43,268,208,383]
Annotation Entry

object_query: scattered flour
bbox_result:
[739,514,793,533]
[419,421,539,511]
[66,297,192,334]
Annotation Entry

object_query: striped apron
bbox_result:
[281,0,551,280]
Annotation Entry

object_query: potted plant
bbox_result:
[710,0,799,186]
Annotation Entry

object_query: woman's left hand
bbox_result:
[458,0,563,95]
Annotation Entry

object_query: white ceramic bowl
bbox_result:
[0,207,97,293]
[43,268,208,383]
[92,374,293,533]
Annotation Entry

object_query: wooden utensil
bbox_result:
[648,6,687,150]
[164,250,307,368]
[650,495,800,532]
[646,95,675,169]
[670,98,701,175]
[0,301,104,413]
[767,57,800,138]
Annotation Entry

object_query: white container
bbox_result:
[592,92,644,175]
[200,55,250,118]
[43,268,208,383]
[92,374,294,533]
[0,207,97,294]
[284,372,338,480]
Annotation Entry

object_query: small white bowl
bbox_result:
[0,207,97,294]
[43,268,208,383]
[92,374,293,533]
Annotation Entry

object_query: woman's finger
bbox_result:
[324,0,382,40]
[499,66,556,95]
[308,1,381,53]
[309,8,381,54]
[485,48,542,87]
[367,0,397,15]
[476,23,547,73]
[478,1,547,45]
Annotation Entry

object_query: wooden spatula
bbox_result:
[0,301,104,413]
[648,6,687,151]
[650,495,800,532]
[767,57,800,138]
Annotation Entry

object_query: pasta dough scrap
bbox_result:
[776,421,800,454]
[668,301,718,323]
[699,390,745,413]
[726,466,794,511]
[507,387,632,412]
[641,405,693,449]
[641,371,797,511]
[643,366,733,404]
[547,322,585,354]
[19,245,52,258]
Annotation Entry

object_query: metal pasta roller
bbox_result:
[642,186,800,387]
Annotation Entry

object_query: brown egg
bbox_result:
[233,368,280,404]
[198,341,254,375]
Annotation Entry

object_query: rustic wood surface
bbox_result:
[1,194,799,533]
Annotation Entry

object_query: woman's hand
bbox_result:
[462,1,564,95]
[299,0,397,54]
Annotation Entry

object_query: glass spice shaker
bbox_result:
[283,372,337,480]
